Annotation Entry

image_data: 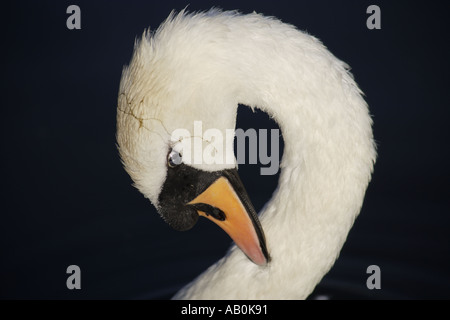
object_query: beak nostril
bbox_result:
[190,203,226,221]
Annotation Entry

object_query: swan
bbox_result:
[116,9,376,299]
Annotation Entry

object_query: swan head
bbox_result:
[116,11,269,265]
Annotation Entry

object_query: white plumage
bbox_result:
[117,9,376,299]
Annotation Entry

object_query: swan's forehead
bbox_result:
[118,63,239,170]
[117,87,238,206]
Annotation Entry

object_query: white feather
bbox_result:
[117,9,376,299]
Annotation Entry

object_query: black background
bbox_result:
[1,0,449,299]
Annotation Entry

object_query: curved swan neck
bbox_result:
[165,11,376,299]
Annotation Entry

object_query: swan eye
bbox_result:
[168,150,182,167]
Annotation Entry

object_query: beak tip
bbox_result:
[242,246,269,266]
[256,260,268,267]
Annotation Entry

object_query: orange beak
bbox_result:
[188,176,269,266]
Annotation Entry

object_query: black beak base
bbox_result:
[158,163,269,263]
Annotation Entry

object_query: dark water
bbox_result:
[1,1,449,299]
